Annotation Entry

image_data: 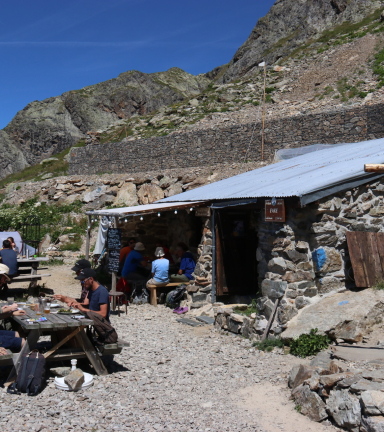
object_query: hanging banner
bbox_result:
[265,199,285,222]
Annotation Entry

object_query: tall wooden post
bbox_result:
[261,62,266,161]
[85,215,91,260]
[111,217,117,311]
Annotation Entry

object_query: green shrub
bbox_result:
[265,87,275,94]
[253,338,284,352]
[60,237,83,252]
[290,328,330,358]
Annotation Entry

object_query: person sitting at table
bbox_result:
[170,242,196,283]
[146,247,169,289]
[121,242,148,281]
[155,240,174,264]
[0,265,26,354]
[120,237,136,264]
[53,268,110,322]
[7,237,19,255]
[71,259,92,303]
[0,240,18,292]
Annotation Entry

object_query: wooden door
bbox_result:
[346,232,384,287]
[215,224,228,296]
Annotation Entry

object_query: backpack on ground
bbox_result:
[131,283,149,305]
[85,310,118,344]
[165,284,187,308]
[8,350,46,396]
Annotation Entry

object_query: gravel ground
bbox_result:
[0,265,340,432]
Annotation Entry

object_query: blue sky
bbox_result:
[0,0,275,129]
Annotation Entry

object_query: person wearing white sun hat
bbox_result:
[146,247,169,289]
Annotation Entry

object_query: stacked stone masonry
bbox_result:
[215,176,384,342]
[69,102,384,175]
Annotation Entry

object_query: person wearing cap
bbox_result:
[121,242,148,281]
[71,259,91,302]
[146,247,169,289]
[53,268,111,321]
[0,264,26,355]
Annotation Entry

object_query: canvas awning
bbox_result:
[85,201,205,218]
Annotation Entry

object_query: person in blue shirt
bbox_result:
[170,242,195,282]
[53,268,111,322]
[146,247,169,288]
[122,242,148,281]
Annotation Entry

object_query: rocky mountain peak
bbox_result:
[219,0,383,82]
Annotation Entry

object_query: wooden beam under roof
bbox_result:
[364,164,384,173]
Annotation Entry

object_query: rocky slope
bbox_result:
[220,0,384,83]
[3,0,384,183]
[0,68,209,180]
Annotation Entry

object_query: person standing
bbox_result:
[170,243,195,283]
[146,247,169,288]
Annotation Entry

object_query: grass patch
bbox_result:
[295,405,302,413]
[47,258,65,266]
[0,139,86,190]
[290,328,330,358]
[253,338,284,352]
[373,279,384,290]
[233,300,258,317]
[60,237,83,252]
[265,87,275,94]
[317,8,383,44]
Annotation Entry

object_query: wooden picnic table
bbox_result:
[1,304,128,382]
[11,257,51,293]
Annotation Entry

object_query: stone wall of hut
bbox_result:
[215,176,384,340]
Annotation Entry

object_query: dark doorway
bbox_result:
[216,209,258,297]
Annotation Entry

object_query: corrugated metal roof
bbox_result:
[159,138,384,205]
[86,201,204,217]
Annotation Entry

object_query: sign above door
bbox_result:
[265,199,285,222]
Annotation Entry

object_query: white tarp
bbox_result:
[93,216,111,255]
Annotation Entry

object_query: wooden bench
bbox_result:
[10,274,51,283]
[147,282,189,306]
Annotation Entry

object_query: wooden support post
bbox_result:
[44,326,85,359]
[364,164,384,173]
[261,299,280,342]
[261,62,266,161]
[111,217,117,311]
[85,215,92,260]
[28,262,39,296]
[75,329,108,376]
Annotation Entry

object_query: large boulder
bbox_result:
[113,182,138,207]
[326,389,361,431]
[282,289,384,341]
[137,184,164,204]
[292,384,327,422]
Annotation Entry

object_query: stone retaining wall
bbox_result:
[69,102,384,175]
